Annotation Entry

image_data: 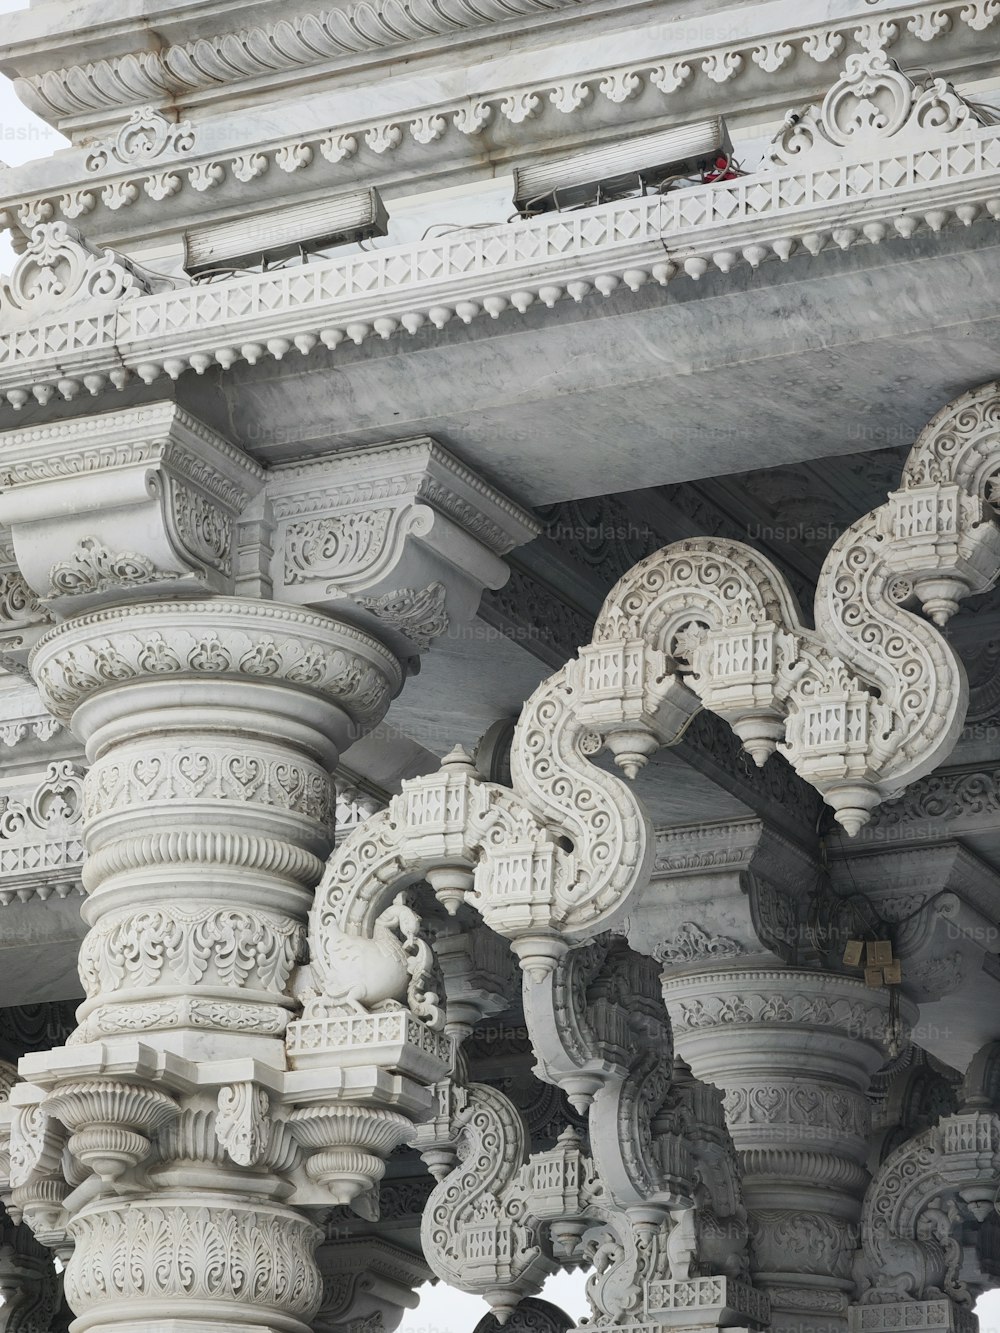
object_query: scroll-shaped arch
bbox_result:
[307,654,700,996]
[419,1081,601,1323]
[304,747,584,995]
[552,383,1000,834]
[303,385,1000,1066]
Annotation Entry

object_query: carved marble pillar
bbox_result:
[16,596,399,1333]
[0,1203,71,1333]
[0,404,538,1333]
[33,598,398,1056]
[662,966,906,1333]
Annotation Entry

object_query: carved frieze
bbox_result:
[64,1200,322,1322]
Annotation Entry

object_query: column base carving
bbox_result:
[645,1275,769,1328]
[64,1196,322,1333]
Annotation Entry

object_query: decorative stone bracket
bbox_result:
[575,381,1000,833]
[0,408,540,672]
[628,818,820,969]
[830,842,1000,1070]
[268,436,540,658]
[0,402,266,641]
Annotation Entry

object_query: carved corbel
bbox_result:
[960,1040,1000,1110]
[518,937,757,1323]
[0,529,49,673]
[851,1050,1000,1333]
[44,1079,179,1188]
[3,1084,70,1259]
[519,935,691,1203]
[267,437,539,659]
[298,738,639,986]
[472,1298,571,1333]
[520,938,632,1114]
[287,882,452,1208]
[624,817,818,970]
[582,1204,766,1333]
[869,1048,960,1168]
[313,1237,430,1333]
[0,403,265,633]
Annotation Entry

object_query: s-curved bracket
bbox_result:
[520,383,1000,834]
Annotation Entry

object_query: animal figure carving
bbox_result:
[317,893,443,1029]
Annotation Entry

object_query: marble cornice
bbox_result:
[2,117,999,408]
[2,0,615,135]
[2,0,998,149]
[0,2,997,237]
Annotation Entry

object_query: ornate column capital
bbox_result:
[0,403,265,636]
[267,436,540,658]
[625,817,818,966]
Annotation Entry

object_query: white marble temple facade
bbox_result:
[0,3,1000,1333]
